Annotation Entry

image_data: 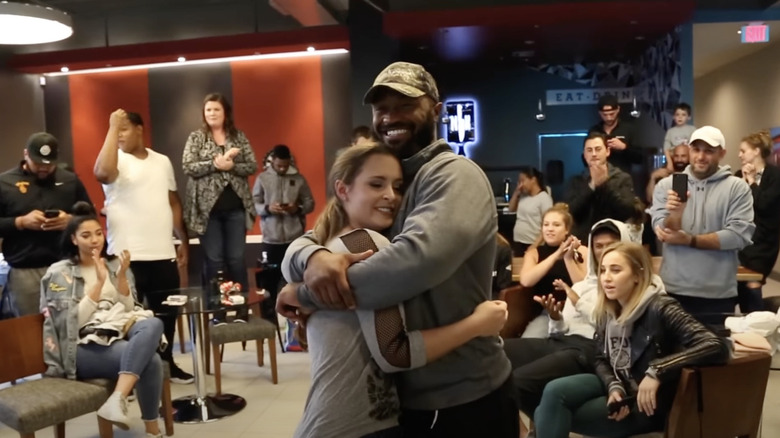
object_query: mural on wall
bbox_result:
[531,27,683,131]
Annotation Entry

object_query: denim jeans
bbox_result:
[201,208,249,290]
[534,374,662,438]
[76,318,164,421]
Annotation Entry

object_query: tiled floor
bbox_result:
[4,280,780,438]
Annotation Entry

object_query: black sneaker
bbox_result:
[234,308,248,323]
[169,363,194,384]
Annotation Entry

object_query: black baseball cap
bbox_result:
[26,132,59,164]
[591,220,621,238]
[597,94,619,111]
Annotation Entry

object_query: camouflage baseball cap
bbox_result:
[363,62,440,104]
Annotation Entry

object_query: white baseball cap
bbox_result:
[689,126,726,150]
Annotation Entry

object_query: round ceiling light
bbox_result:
[0,2,73,45]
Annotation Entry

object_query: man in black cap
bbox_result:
[588,94,641,173]
[0,132,92,316]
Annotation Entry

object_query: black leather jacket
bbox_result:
[594,294,731,414]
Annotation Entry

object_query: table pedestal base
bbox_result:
[172,394,246,423]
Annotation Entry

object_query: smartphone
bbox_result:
[608,395,637,415]
[44,209,59,218]
[672,173,688,203]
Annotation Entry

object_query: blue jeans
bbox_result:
[201,209,249,290]
[534,374,662,438]
[76,318,164,421]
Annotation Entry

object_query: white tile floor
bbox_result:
[4,280,780,438]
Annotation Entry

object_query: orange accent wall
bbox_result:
[231,56,327,234]
[68,71,152,221]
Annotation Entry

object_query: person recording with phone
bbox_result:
[533,242,729,438]
[651,126,754,326]
[253,144,315,320]
[588,95,642,174]
[518,203,588,338]
[0,133,92,317]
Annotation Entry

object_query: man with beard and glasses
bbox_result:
[276,62,518,437]
[645,143,690,205]
[0,133,92,316]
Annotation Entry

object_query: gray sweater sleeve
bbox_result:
[356,306,427,373]
[281,232,325,284]
[298,156,496,310]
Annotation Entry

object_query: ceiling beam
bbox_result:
[269,0,339,26]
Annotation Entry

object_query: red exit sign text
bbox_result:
[742,24,770,43]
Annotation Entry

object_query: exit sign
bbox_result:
[742,24,770,43]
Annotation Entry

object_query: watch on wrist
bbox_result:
[646,365,659,380]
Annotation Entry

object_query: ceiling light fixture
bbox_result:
[45,48,349,76]
[307,46,315,52]
[0,1,73,45]
[177,56,186,62]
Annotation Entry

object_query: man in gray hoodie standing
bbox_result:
[277,62,517,437]
[651,126,754,324]
[253,144,314,318]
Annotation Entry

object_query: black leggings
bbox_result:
[503,335,596,415]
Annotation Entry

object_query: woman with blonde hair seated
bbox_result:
[533,242,729,438]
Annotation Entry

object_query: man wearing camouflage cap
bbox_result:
[0,132,92,316]
[278,62,518,436]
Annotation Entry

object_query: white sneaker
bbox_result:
[97,392,130,430]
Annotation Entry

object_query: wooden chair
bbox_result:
[501,257,543,338]
[205,301,279,394]
[0,314,175,438]
[665,352,771,438]
[0,314,113,438]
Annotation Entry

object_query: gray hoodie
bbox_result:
[604,279,665,395]
[650,165,754,299]
[252,166,315,244]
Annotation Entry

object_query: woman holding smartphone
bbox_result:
[533,242,729,438]
[735,130,780,313]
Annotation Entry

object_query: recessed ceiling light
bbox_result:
[177,56,186,62]
[307,46,315,52]
[738,30,742,34]
[60,66,69,72]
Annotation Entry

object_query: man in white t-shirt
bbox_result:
[94,109,193,383]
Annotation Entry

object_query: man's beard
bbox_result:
[391,114,437,160]
[673,161,688,172]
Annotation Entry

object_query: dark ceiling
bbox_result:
[3,0,778,69]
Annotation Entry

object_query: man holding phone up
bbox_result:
[0,133,92,316]
[650,126,754,324]
[252,144,315,319]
